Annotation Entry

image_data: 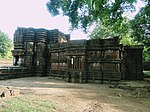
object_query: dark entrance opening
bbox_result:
[14,55,19,66]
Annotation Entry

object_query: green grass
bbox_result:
[0,95,56,112]
[143,71,150,78]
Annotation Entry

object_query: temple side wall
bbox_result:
[0,27,143,82]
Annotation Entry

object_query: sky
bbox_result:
[0,0,87,40]
[0,0,145,40]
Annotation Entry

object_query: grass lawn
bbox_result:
[0,95,56,112]
[143,71,150,78]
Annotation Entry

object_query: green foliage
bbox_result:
[143,71,150,77]
[143,46,150,62]
[130,1,150,46]
[120,36,139,45]
[46,0,136,31]
[89,22,116,39]
[0,30,13,59]
[130,0,150,63]
[89,17,130,39]
[89,17,138,46]
[0,95,56,112]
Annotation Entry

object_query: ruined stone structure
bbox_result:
[10,27,144,83]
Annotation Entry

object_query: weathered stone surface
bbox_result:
[9,27,144,83]
[0,66,30,80]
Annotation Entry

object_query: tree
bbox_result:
[0,30,12,59]
[131,1,150,45]
[89,17,139,45]
[89,17,129,37]
[130,1,150,63]
[46,0,136,31]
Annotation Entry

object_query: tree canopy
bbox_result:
[130,1,150,62]
[89,17,137,45]
[89,17,130,38]
[47,0,136,31]
[46,0,149,45]
[131,1,150,46]
[0,30,12,59]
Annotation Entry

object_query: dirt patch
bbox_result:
[0,59,12,67]
[0,77,150,112]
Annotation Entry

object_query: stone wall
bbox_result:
[0,66,30,80]
[9,27,144,83]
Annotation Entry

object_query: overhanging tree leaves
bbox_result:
[89,17,130,38]
[46,0,136,31]
[0,30,12,59]
[89,17,138,45]
[131,1,150,45]
[130,0,150,63]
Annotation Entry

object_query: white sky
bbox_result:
[0,0,145,40]
[0,0,87,40]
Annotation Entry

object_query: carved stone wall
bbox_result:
[10,27,144,83]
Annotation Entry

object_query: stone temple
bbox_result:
[2,27,144,83]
